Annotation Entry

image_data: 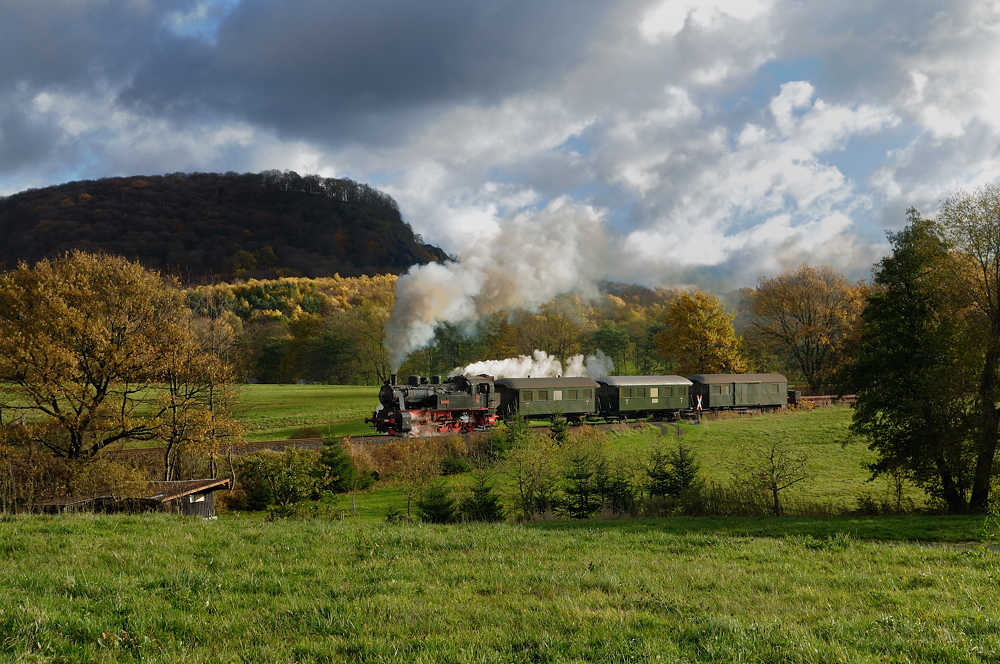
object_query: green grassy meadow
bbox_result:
[236,384,379,441]
[0,513,995,663]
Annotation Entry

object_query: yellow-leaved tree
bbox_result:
[653,290,746,375]
[0,252,243,472]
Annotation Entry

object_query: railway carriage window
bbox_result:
[584,389,592,399]
[664,387,673,397]
[568,390,578,400]
[622,388,632,398]
[650,388,658,398]
[522,390,533,401]
[722,385,731,395]
[553,390,563,401]
[538,390,548,401]
[710,385,722,395]
[636,388,646,398]
[771,383,780,393]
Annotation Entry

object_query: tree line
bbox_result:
[0,171,447,279]
[198,269,865,395]
[850,186,1000,514]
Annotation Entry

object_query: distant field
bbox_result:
[0,383,382,445]
[0,513,993,663]
[604,406,899,511]
[236,384,380,441]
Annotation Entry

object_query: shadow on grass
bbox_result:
[525,514,985,543]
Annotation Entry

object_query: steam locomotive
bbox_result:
[366,372,788,435]
[365,373,499,435]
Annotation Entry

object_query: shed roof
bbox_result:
[495,377,599,389]
[37,494,102,507]
[688,373,787,384]
[146,478,231,502]
[597,375,692,387]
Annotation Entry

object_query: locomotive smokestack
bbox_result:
[390,373,397,385]
[384,199,610,368]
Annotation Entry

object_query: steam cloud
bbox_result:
[450,349,615,379]
[385,198,611,368]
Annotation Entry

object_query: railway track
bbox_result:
[111,419,686,458]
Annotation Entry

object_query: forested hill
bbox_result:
[0,171,449,279]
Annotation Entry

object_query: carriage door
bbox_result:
[746,382,760,406]
[734,382,746,406]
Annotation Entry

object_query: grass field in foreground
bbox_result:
[236,384,379,441]
[0,513,994,663]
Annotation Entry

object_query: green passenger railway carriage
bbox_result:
[596,375,692,421]
[494,377,598,423]
[687,373,788,411]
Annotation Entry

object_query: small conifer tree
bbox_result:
[564,451,601,518]
[646,443,673,498]
[416,481,457,523]
[319,436,372,493]
[664,443,702,497]
[550,412,569,445]
[459,477,506,522]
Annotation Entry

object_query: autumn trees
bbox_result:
[743,265,865,393]
[653,291,746,375]
[938,185,1000,512]
[0,252,185,460]
[0,252,243,492]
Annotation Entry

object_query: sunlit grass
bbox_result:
[0,513,993,663]
[236,384,380,441]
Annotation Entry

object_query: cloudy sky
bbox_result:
[3,0,1000,290]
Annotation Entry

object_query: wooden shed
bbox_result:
[38,478,230,518]
[146,479,231,518]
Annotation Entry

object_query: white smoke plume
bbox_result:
[385,198,611,368]
[450,349,615,379]
[563,349,615,379]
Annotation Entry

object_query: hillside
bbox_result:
[0,171,448,279]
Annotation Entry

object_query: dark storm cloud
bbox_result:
[0,103,60,173]
[0,1,187,90]
[121,0,618,144]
